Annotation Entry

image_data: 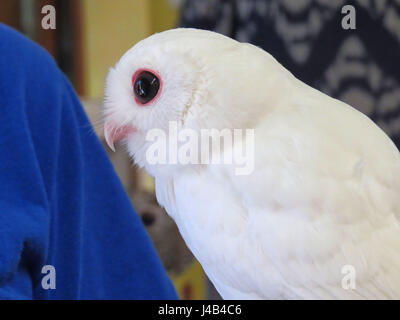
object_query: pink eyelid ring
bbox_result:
[131,68,163,106]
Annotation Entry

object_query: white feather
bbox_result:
[104,28,400,299]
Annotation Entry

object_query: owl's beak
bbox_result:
[104,120,136,152]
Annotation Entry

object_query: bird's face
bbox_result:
[103,29,210,170]
[103,28,279,173]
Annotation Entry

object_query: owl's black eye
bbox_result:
[133,70,160,105]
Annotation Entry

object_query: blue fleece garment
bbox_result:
[0,24,177,300]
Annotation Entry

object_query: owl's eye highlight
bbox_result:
[132,70,160,105]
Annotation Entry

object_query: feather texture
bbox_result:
[104,28,400,299]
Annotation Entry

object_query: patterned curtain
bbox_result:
[179,0,400,148]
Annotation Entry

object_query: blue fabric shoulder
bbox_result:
[0,24,177,300]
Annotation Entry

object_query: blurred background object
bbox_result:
[1,0,399,300]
